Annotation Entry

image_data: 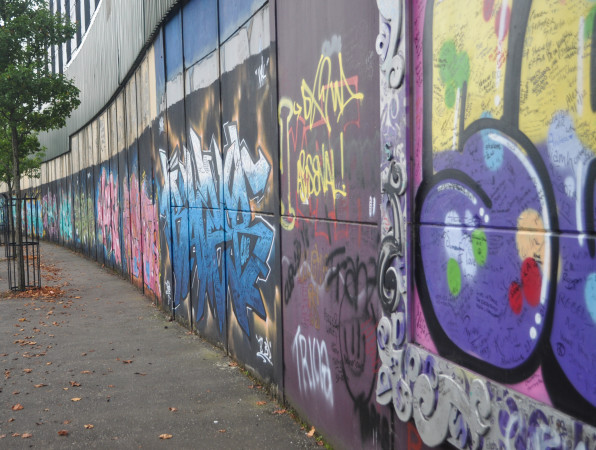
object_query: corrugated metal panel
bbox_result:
[144,0,179,44]
[116,0,145,83]
[39,0,181,161]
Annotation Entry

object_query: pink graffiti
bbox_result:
[141,178,160,296]
[122,178,132,274]
[42,191,58,240]
[110,172,121,265]
[129,171,142,281]
[96,169,121,265]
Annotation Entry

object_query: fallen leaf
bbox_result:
[307,426,316,438]
[46,362,52,365]
[12,433,20,437]
[273,409,286,415]
[107,385,114,388]
[218,429,226,433]
[34,384,47,388]
[21,433,32,439]
[134,372,146,376]
[71,397,81,402]
[63,388,68,391]
[84,424,94,429]
[70,381,81,387]
[11,404,24,411]
[80,370,92,374]
[122,360,133,364]
[74,296,81,299]
[317,440,325,446]
[168,407,178,412]
[228,362,238,367]
[256,401,267,406]
[18,318,27,322]
[13,391,19,395]
[8,418,14,422]
[159,434,173,440]
[0,434,5,438]
[23,368,32,373]
[57,430,69,436]
[81,353,87,356]
[63,420,71,425]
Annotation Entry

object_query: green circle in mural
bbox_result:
[447,258,462,297]
[471,229,488,266]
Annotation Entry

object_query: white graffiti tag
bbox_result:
[291,326,334,407]
[256,334,273,365]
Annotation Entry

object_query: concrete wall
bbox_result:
[12,0,596,448]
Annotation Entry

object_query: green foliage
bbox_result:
[586,6,596,41]
[0,0,80,133]
[0,123,44,188]
[438,40,470,108]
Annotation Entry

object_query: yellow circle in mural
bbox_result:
[516,209,545,264]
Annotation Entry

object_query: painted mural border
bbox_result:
[375,0,596,448]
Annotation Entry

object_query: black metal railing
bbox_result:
[2,195,41,291]
[0,195,8,251]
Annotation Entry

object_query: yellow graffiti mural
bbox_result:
[430,0,596,153]
[279,52,363,230]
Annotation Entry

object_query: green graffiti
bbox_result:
[471,229,488,266]
[586,7,595,40]
[438,40,470,108]
[447,258,462,297]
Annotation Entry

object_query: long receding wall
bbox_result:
[10,0,596,448]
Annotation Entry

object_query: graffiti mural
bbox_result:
[278,0,385,447]
[162,122,275,337]
[25,0,596,448]
[59,187,72,244]
[414,0,596,424]
[184,53,224,343]
[96,166,121,267]
[219,4,280,384]
[279,44,378,229]
[42,189,58,241]
[283,218,389,448]
[141,173,160,297]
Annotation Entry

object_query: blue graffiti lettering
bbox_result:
[160,122,273,336]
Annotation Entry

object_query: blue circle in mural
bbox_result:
[585,273,596,324]
[480,113,504,171]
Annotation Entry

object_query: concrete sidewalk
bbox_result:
[0,242,319,449]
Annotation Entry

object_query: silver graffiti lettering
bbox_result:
[291,326,334,407]
[376,0,405,89]
[256,334,273,366]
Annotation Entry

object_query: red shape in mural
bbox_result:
[521,258,541,307]
[508,281,523,315]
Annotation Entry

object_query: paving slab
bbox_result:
[0,242,319,449]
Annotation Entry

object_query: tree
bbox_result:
[0,123,44,193]
[0,123,44,244]
[0,0,80,289]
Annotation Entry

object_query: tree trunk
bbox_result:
[11,125,25,290]
[6,181,13,257]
